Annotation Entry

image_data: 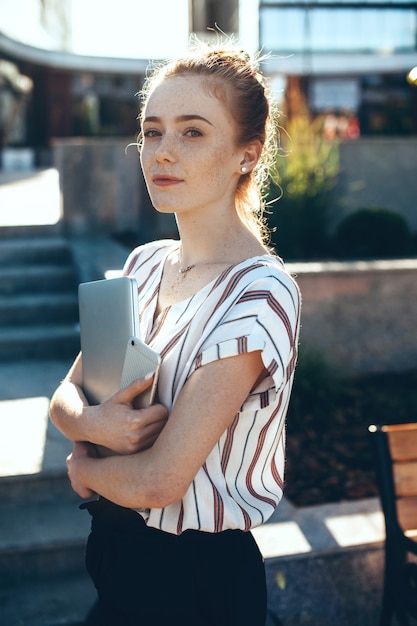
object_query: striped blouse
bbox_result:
[123,239,301,535]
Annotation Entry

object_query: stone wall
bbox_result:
[289,258,417,374]
[52,138,140,235]
[52,138,176,241]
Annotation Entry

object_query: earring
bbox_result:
[241,165,247,173]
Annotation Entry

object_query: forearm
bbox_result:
[69,447,180,509]
[66,351,266,509]
[51,372,169,454]
[49,380,100,443]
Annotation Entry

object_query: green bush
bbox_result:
[266,115,339,260]
[266,189,332,260]
[288,348,348,430]
[334,207,412,259]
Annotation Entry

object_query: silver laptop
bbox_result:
[78,276,139,404]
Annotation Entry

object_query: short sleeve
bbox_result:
[193,271,300,394]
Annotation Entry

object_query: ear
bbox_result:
[239,140,262,174]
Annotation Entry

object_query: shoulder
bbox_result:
[123,239,178,275]
[226,255,300,302]
[221,256,301,330]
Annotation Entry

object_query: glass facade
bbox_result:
[260,2,417,53]
[260,2,417,135]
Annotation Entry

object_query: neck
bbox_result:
[174,207,266,270]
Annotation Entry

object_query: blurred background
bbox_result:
[0,0,416,257]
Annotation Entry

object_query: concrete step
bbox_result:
[0,324,80,360]
[0,237,73,267]
[0,236,80,360]
[0,477,90,585]
[0,223,63,239]
[0,292,79,326]
[0,570,95,626]
[0,265,77,296]
[0,378,96,625]
[0,477,387,626]
[0,487,387,626]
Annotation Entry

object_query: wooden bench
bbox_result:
[369,423,417,626]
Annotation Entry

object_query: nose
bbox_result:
[154,133,176,164]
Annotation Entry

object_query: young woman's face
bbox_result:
[140,75,243,217]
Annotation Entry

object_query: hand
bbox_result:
[66,441,97,499]
[89,375,169,454]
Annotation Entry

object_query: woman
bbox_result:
[50,40,301,626]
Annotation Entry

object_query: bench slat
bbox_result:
[393,461,417,497]
[397,497,417,533]
[384,424,417,461]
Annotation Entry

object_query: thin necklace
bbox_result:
[178,263,195,275]
[178,245,195,275]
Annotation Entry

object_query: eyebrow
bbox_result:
[142,114,214,126]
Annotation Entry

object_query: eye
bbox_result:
[185,128,203,138]
[143,128,161,138]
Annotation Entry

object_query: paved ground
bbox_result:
[0,168,62,227]
[0,358,73,477]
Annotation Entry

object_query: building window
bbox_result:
[260,3,417,53]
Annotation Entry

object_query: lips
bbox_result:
[152,174,183,186]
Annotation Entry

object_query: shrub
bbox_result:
[288,347,348,430]
[267,115,339,260]
[334,207,412,259]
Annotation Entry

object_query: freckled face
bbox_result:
[140,75,243,216]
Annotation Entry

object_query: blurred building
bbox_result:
[0,0,416,167]
[0,0,149,166]
[260,0,417,136]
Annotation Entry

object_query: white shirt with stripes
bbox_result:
[123,240,301,535]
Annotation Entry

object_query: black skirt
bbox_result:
[81,497,267,626]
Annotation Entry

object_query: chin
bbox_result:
[151,202,178,215]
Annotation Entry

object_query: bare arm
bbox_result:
[66,350,265,509]
[49,353,168,455]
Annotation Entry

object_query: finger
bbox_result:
[113,374,154,405]
[73,440,88,454]
[138,417,167,439]
[122,416,167,454]
[133,404,169,426]
[141,421,167,445]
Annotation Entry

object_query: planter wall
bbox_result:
[290,258,417,374]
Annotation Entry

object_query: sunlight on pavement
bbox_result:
[0,169,62,226]
[325,511,385,547]
[0,397,50,475]
[252,504,385,558]
[252,521,312,558]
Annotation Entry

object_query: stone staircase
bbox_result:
[0,235,80,361]
[0,471,96,626]
[0,231,92,625]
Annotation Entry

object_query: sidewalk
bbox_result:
[0,359,73,477]
[0,168,62,228]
